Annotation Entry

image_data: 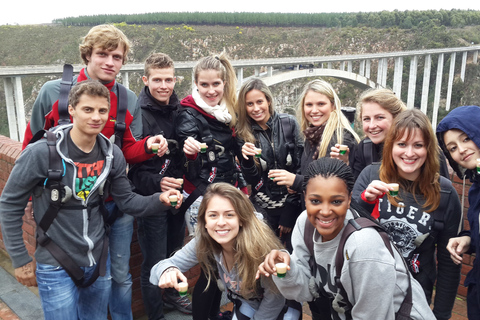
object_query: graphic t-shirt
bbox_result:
[67,135,105,200]
[375,183,433,259]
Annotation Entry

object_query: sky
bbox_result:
[2,0,480,26]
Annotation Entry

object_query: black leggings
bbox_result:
[192,268,223,320]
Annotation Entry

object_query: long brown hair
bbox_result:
[379,109,440,212]
[235,78,275,144]
[195,183,283,298]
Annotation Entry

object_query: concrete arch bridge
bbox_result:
[1,45,479,141]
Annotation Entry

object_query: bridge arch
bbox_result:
[258,68,382,90]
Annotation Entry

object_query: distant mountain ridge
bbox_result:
[1,21,480,137]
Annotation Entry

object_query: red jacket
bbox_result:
[22,68,154,165]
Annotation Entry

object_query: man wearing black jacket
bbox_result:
[128,53,192,319]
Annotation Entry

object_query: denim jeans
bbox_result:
[36,257,111,320]
[184,194,203,236]
[105,201,134,320]
[137,209,186,319]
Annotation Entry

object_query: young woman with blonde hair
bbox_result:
[288,79,360,198]
[175,51,245,320]
[350,88,407,180]
[352,109,462,320]
[150,183,301,320]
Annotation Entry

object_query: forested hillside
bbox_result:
[1,10,480,137]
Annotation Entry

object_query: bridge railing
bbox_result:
[1,45,479,141]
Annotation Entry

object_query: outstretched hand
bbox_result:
[159,189,183,209]
[363,180,392,202]
[268,169,296,188]
[256,249,291,279]
[160,177,183,192]
[148,135,168,157]
[158,267,188,291]
[241,142,257,160]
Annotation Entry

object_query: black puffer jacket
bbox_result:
[176,95,242,193]
[128,87,183,195]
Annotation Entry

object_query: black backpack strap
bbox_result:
[413,177,451,254]
[36,131,109,287]
[432,178,451,232]
[114,83,128,149]
[304,217,316,276]
[334,216,412,319]
[279,114,295,166]
[58,64,74,126]
[37,131,66,234]
[279,114,293,145]
[141,107,164,136]
[177,181,209,217]
[362,138,373,167]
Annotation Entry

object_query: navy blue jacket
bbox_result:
[437,105,480,288]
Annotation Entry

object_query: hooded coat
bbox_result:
[436,105,480,288]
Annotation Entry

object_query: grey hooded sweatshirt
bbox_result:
[0,125,169,269]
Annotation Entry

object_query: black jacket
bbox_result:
[176,95,242,191]
[128,87,183,195]
[239,112,304,227]
[292,128,358,193]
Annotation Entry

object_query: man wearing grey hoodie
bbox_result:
[0,80,182,320]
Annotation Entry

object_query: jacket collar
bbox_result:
[251,111,277,131]
[140,87,180,114]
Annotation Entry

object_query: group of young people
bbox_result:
[0,23,479,320]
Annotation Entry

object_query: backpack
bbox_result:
[303,210,413,320]
[54,63,129,149]
[35,130,113,287]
